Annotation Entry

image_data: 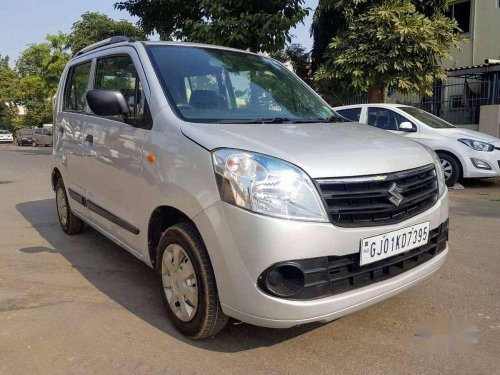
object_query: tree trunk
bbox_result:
[367,86,386,103]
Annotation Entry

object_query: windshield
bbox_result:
[146,45,335,123]
[400,107,455,129]
[0,130,9,134]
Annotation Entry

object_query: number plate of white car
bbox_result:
[360,222,430,266]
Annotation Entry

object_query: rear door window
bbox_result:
[63,62,92,112]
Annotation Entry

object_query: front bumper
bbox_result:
[0,138,13,143]
[461,147,500,178]
[194,190,449,328]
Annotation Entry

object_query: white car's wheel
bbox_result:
[438,153,460,187]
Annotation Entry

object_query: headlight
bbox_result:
[458,138,494,152]
[422,146,446,196]
[212,149,328,222]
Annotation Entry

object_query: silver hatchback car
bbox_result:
[52,37,449,339]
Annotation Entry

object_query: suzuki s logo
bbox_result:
[388,183,404,206]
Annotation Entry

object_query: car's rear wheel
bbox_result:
[438,153,460,187]
[157,223,228,339]
[55,179,83,235]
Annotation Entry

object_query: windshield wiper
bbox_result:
[217,116,346,124]
[218,117,296,124]
[314,115,347,123]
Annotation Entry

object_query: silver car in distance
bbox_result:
[52,37,449,339]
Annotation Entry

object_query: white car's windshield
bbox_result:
[0,130,9,134]
[400,107,455,129]
[146,45,338,123]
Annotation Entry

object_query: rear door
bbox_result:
[55,60,93,218]
[83,50,151,255]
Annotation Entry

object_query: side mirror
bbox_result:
[399,121,417,132]
[86,89,129,117]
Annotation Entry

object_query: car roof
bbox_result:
[72,38,260,64]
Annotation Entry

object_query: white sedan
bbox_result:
[334,103,500,186]
[0,130,14,143]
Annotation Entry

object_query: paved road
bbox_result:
[1,144,499,374]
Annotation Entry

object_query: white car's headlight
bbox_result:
[458,138,494,152]
[423,146,446,196]
[212,149,328,222]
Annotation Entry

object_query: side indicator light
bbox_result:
[147,153,156,163]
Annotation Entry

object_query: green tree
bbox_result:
[115,0,309,53]
[67,12,147,54]
[16,32,70,97]
[312,0,461,102]
[272,44,311,84]
[0,59,20,131]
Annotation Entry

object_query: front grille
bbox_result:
[316,164,439,227]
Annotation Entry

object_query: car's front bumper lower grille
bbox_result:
[257,220,449,300]
[315,164,439,227]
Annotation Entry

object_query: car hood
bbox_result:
[435,128,500,145]
[181,122,434,178]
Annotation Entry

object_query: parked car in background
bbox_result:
[335,104,500,186]
[52,38,449,339]
[16,128,34,146]
[32,127,53,147]
[0,129,14,143]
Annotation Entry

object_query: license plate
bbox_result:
[360,222,430,266]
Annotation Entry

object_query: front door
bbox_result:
[366,107,419,139]
[82,52,150,255]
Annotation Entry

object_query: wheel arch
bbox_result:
[51,167,62,191]
[435,149,463,178]
[147,205,203,269]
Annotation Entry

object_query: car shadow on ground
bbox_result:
[16,198,323,353]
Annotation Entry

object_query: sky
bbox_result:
[0,0,318,65]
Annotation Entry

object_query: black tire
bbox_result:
[437,152,460,187]
[55,179,83,235]
[157,223,228,339]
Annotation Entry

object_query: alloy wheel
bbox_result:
[440,159,453,181]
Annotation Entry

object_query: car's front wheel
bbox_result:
[157,223,228,339]
[438,153,460,187]
[55,179,83,235]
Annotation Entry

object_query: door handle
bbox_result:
[84,134,93,144]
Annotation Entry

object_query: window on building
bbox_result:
[446,1,471,34]
[450,95,465,110]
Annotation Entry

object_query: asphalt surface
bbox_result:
[0,144,499,374]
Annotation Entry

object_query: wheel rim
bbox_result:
[56,187,68,226]
[161,244,198,322]
[440,159,453,181]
